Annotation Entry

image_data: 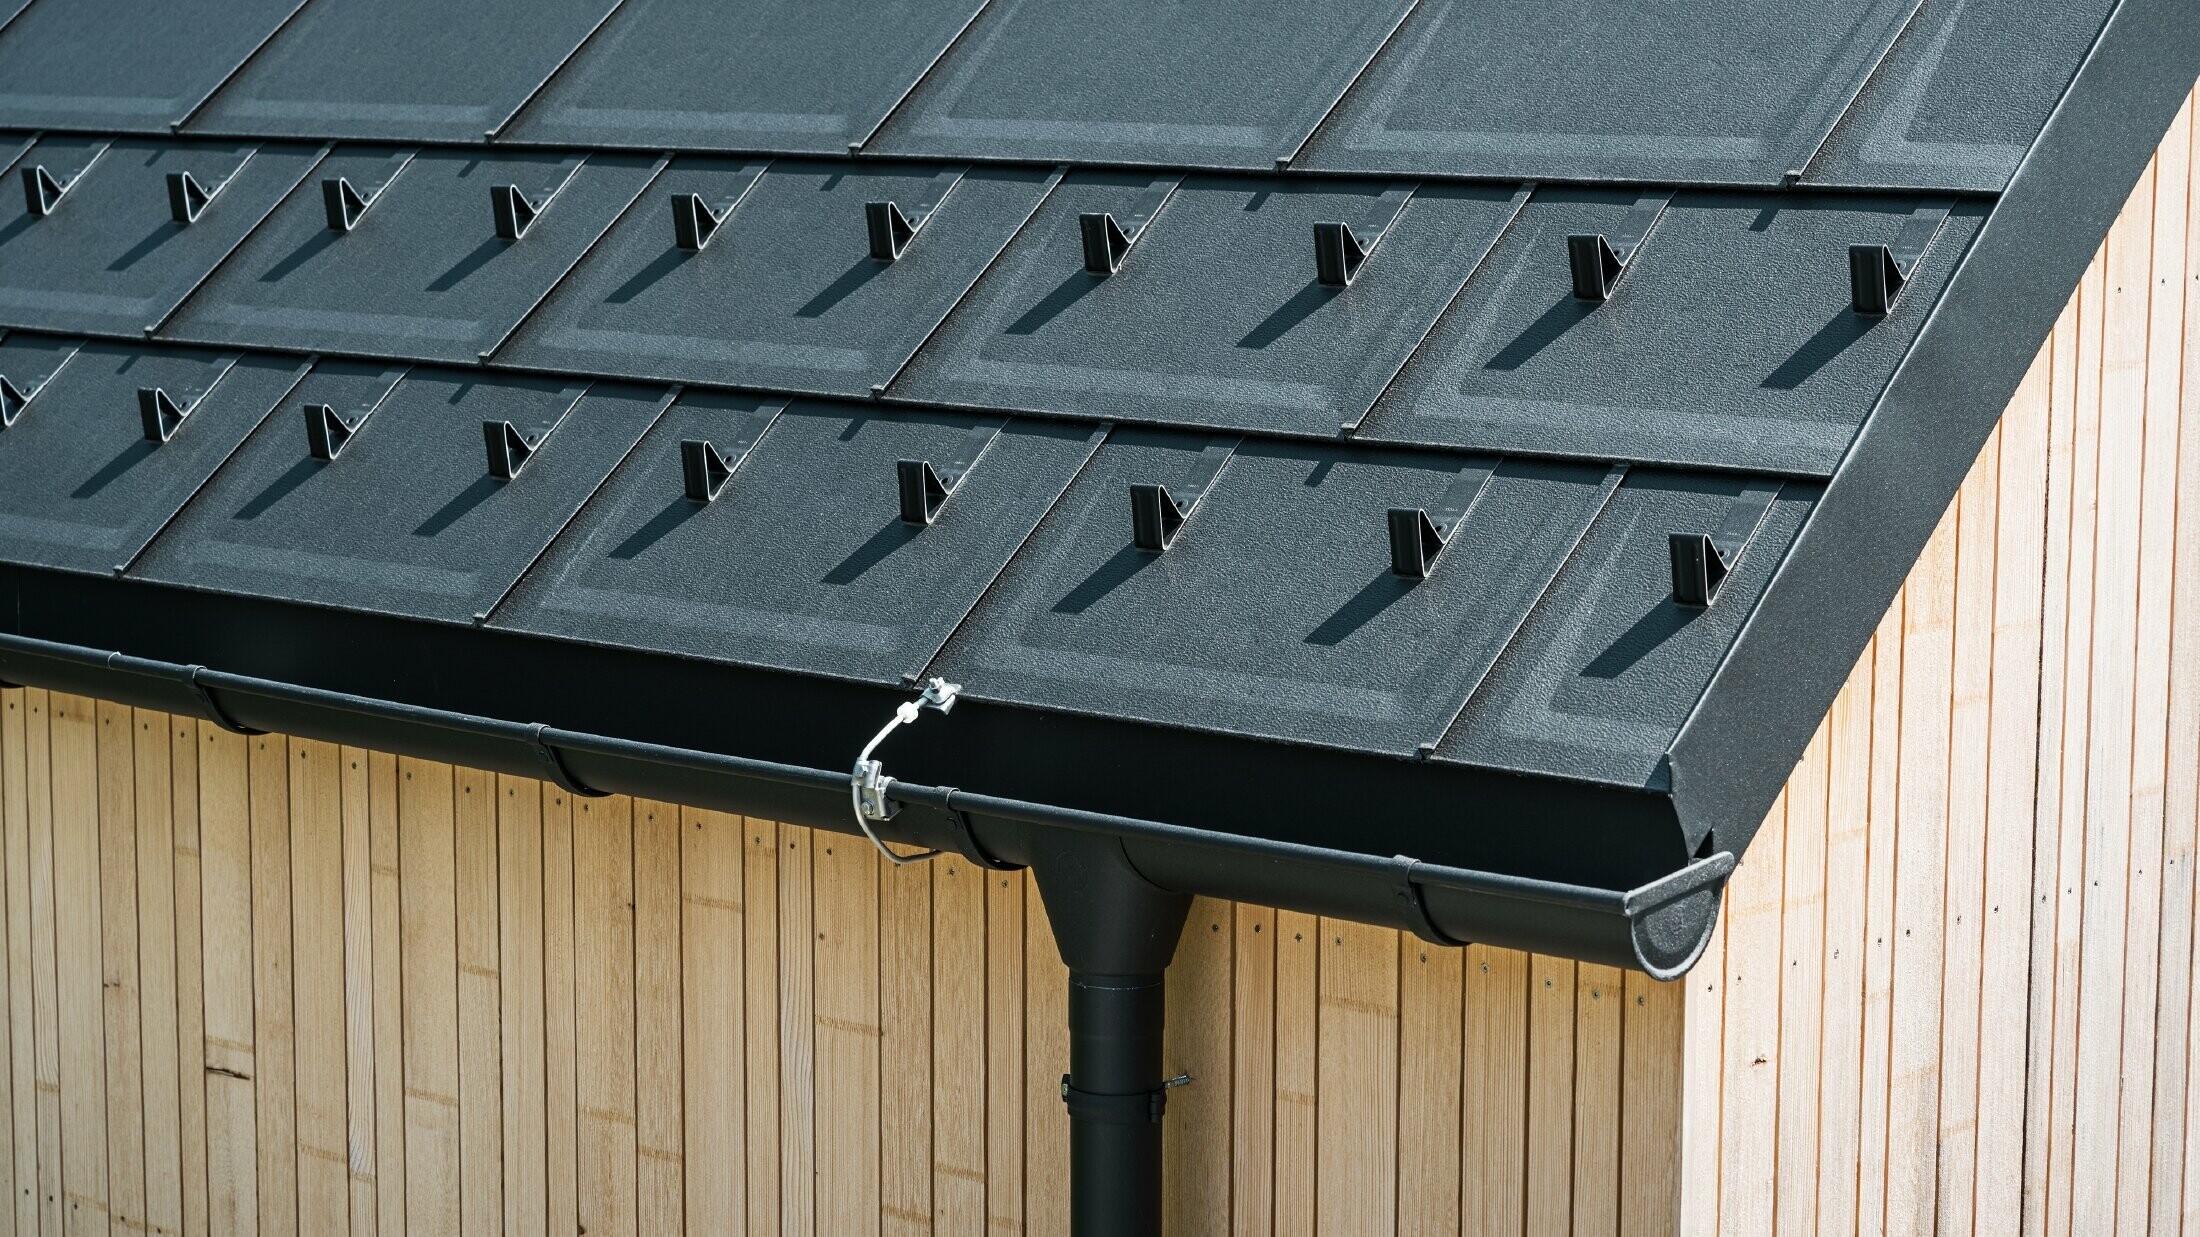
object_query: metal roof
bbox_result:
[0,0,2191,976]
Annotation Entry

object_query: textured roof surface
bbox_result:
[0,0,2183,888]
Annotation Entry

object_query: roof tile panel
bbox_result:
[1357,190,1987,475]
[497,0,987,155]
[491,395,1103,686]
[927,431,1619,756]
[158,147,660,363]
[0,138,318,337]
[494,160,1053,397]
[866,0,1417,169]
[889,173,1524,438]
[185,0,622,142]
[0,0,302,132]
[1296,0,1922,185]
[130,365,662,623]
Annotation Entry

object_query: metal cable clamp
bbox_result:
[850,676,961,865]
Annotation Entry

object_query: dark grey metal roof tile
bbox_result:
[185,0,623,143]
[492,395,1103,686]
[1803,0,2118,191]
[158,147,659,363]
[0,339,303,575]
[130,365,663,623]
[495,159,1053,397]
[497,0,987,155]
[866,0,1418,169]
[928,430,1619,756]
[0,138,319,337]
[1433,472,1818,789]
[889,173,1524,438]
[0,0,303,132]
[1357,189,1987,476]
[1296,0,1922,185]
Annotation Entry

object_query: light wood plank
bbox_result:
[1776,724,1831,1237]
[1165,899,1231,1237]
[1572,963,1623,1237]
[778,825,814,1237]
[1815,640,1876,1237]
[454,769,502,1237]
[1676,880,1727,1234]
[366,752,405,1237]
[134,712,183,1237]
[632,801,683,1235]
[541,789,578,1237]
[1397,936,1462,1234]
[681,808,743,1235]
[95,701,143,1237]
[3,690,36,1236]
[878,844,927,1237]
[398,759,459,1236]
[574,796,636,1237]
[1023,876,1068,1237]
[246,734,296,1237]
[288,740,349,1236]
[52,695,111,1236]
[2130,100,2191,1237]
[1855,583,1909,1237]
[1272,912,1317,1237]
[498,776,547,1237]
[198,724,256,1236]
[169,717,207,1237]
[930,859,984,1237]
[1229,904,1275,1237]
[26,693,64,1237]
[1316,921,1397,1237]
[339,749,377,1237]
[983,867,1021,1237]
[740,822,778,1236]
[1718,790,1787,1237]
[1619,970,1683,1236]
[2174,89,2200,1237]
[1527,954,1576,1237]
[811,833,875,1237]
[1466,946,1528,1234]
[2027,291,2087,1237]
[1980,340,2054,1237]
[1937,432,2002,1237]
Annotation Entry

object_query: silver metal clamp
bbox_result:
[850,677,961,865]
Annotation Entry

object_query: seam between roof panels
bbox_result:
[472,380,681,627]
[904,416,1118,685]
[144,141,337,336]
[1275,0,1430,171]
[1416,460,1630,760]
[867,162,1071,397]
[848,0,1004,155]
[0,0,44,40]
[112,352,318,577]
[484,0,641,141]
[1783,0,1936,186]
[167,0,323,132]
[1345,179,1535,436]
[478,150,676,364]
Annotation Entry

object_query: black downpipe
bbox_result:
[1029,832,1192,1237]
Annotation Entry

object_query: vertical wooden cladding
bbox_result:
[0,692,1687,1235]
[1682,91,2200,1236]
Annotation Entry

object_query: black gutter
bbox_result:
[0,629,1732,978]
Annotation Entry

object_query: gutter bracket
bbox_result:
[937,789,1020,871]
[1389,855,1467,946]
[1060,1072,1191,1125]
[528,724,607,798]
[185,666,264,735]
